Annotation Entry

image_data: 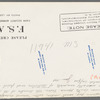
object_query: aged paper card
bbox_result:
[0,2,100,98]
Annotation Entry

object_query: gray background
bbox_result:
[0,1,100,100]
[2,97,100,100]
[0,0,100,1]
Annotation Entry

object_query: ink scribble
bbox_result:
[87,45,96,69]
[38,51,46,75]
